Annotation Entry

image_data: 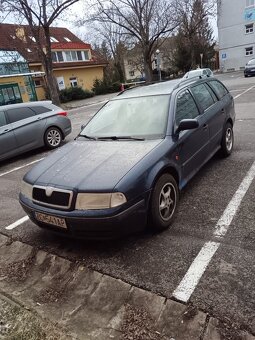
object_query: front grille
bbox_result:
[32,186,73,209]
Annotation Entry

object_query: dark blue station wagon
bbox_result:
[20,77,235,239]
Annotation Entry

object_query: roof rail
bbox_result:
[173,74,212,90]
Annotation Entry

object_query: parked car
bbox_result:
[0,101,71,161]
[183,68,214,79]
[244,59,255,77]
[20,77,235,239]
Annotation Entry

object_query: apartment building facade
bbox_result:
[218,0,255,72]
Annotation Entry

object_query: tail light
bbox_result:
[57,111,68,116]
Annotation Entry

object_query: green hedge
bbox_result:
[92,79,121,95]
[59,86,95,103]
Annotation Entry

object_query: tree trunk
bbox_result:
[143,52,153,82]
[43,26,61,106]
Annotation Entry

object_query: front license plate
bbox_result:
[35,212,67,229]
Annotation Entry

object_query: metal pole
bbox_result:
[156,51,162,81]
[200,53,203,69]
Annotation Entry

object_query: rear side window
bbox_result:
[0,111,7,127]
[6,107,35,123]
[31,106,51,114]
[208,80,228,99]
[191,83,215,111]
[175,90,200,126]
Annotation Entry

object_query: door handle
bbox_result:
[37,117,42,120]
[221,109,225,113]
[203,124,208,130]
[3,128,9,133]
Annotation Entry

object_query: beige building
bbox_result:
[0,24,107,105]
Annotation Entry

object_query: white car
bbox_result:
[183,68,214,79]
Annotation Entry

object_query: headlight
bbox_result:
[20,180,33,200]
[75,192,127,210]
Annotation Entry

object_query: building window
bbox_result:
[71,51,78,61]
[64,37,71,42]
[245,23,254,33]
[52,50,89,62]
[245,46,254,56]
[34,79,41,87]
[70,77,78,87]
[65,51,72,61]
[77,51,83,60]
[246,0,255,7]
[83,51,89,60]
[50,36,59,42]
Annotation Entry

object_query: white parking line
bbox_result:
[173,159,255,303]
[0,158,44,177]
[5,215,29,230]
[172,241,220,302]
[233,85,255,99]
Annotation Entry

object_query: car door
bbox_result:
[5,106,46,153]
[191,82,225,153]
[174,89,210,183]
[0,110,17,161]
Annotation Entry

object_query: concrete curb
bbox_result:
[0,234,254,340]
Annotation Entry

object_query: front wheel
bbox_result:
[221,122,234,157]
[149,174,179,231]
[44,127,62,149]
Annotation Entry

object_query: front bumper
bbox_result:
[244,68,255,76]
[19,194,148,239]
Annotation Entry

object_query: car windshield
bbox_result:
[80,94,170,139]
[247,59,255,66]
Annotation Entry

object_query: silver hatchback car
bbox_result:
[0,101,71,161]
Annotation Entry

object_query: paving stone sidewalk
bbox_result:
[0,234,254,340]
[61,93,118,111]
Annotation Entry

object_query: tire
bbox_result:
[44,127,62,149]
[149,173,179,231]
[221,122,234,157]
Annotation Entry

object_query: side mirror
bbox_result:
[81,124,85,131]
[176,119,199,133]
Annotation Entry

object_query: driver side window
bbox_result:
[175,90,200,126]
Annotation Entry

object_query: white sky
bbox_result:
[1,1,218,44]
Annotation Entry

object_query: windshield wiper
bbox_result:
[76,134,97,140]
[96,136,145,141]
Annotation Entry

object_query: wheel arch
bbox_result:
[44,125,64,140]
[150,165,180,191]
[226,117,233,127]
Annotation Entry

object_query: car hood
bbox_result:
[245,64,255,69]
[24,140,162,191]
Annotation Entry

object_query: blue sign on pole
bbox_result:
[244,8,255,21]
[222,53,227,59]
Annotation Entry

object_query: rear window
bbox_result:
[0,111,7,127]
[247,59,255,66]
[191,83,215,111]
[6,107,35,123]
[31,106,51,114]
[208,80,228,99]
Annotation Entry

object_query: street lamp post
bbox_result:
[200,53,203,69]
[156,49,162,81]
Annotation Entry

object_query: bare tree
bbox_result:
[1,0,80,105]
[82,0,179,82]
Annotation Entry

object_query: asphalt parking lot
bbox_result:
[1,71,255,336]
